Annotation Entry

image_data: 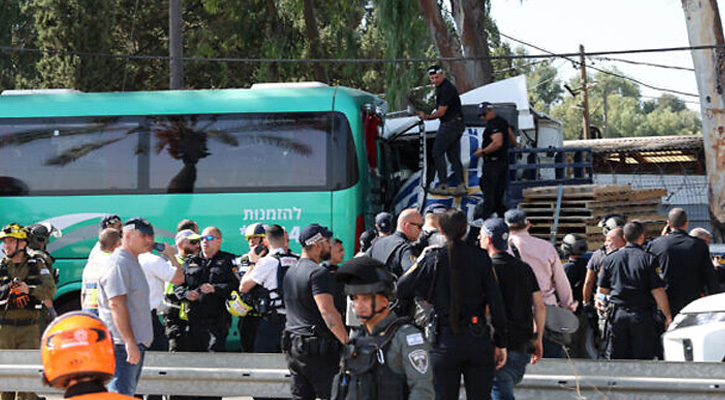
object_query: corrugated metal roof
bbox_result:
[565,135,703,153]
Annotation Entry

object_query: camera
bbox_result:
[153,242,166,252]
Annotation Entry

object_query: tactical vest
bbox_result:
[250,252,299,315]
[332,319,408,400]
[0,258,44,310]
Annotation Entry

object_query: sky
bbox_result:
[488,0,724,109]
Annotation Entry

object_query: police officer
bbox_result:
[561,233,589,309]
[0,223,56,400]
[479,219,544,400]
[473,102,516,220]
[582,215,625,305]
[419,65,466,196]
[333,256,434,400]
[41,311,136,400]
[173,226,239,354]
[235,222,267,352]
[597,221,672,360]
[283,224,348,400]
[366,209,423,277]
[398,209,507,400]
[648,208,720,316]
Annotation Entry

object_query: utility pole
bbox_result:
[169,0,183,90]
[580,45,591,140]
[681,0,725,242]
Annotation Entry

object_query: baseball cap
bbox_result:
[122,217,154,236]
[481,218,509,251]
[427,65,443,75]
[175,229,201,245]
[375,212,394,234]
[424,203,447,216]
[477,102,493,116]
[504,209,528,229]
[100,214,121,229]
[298,224,333,247]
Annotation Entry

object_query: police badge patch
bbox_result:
[408,349,429,374]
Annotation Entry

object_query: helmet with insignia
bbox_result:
[336,256,396,300]
[226,291,253,317]
[598,214,625,235]
[561,233,588,255]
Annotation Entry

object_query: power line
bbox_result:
[2,43,725,64]
[498,32,700,98]
[592,56,695,72]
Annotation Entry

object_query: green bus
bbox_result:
[0,84,386,319]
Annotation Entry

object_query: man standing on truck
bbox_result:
[418,65,466,196]
[474,102,515,220]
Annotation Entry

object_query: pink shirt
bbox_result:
[508,230,577,310]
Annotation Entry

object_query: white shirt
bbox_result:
[248,248,293,313]
[138,252,178,311]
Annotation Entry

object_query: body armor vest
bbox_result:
[250,252,299,315]
[0,257,44,310]
[332,319,408,400]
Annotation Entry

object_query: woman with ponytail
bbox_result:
[398,208,508,400]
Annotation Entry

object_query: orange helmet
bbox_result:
[41,311,115,388]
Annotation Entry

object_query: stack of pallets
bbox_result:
[518,184,667,251]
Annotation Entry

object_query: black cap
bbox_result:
[424,203,447,215]
[101,214,121,229]
[375,212,393,234]
[122,217,154,236]
[336,256,395,299]
[427,65,443,75]
[504,209,527,229]
[480,218,509,251]
[298,223,333,247]
[478,102,493,116]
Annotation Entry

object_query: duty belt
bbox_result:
[0,318,36,326]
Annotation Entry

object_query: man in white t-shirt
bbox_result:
[138,242,184,353]
[240,224,298,354]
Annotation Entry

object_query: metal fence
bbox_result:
[5,351,725,399]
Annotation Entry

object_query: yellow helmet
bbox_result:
[41,311,115,388]
[226,291,253,317]
[244,223,266,241]
[0,223,27,241]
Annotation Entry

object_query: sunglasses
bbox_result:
[201,235,217,242]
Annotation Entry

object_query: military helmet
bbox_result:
[336,256,396,300]
[0,223,27,241]
[561,233,588,255]
[41,311,115,389]
[598,214,626,235]
[244,223,266,241]
[26,222,61,250]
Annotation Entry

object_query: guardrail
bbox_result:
[4,351,725,399]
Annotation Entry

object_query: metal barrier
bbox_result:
[3,351,725,399]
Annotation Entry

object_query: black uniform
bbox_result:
[283,258,341,400]
[174,251,239,353]
[398,244,507,400]
[320,261,346,319]
[431,79,465,187]
[235,254,262,353]
[366,231,417,277]
[563,257,589,309]
[474,115,510,220]
[648,229,720,316]
[597,244,665,360]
